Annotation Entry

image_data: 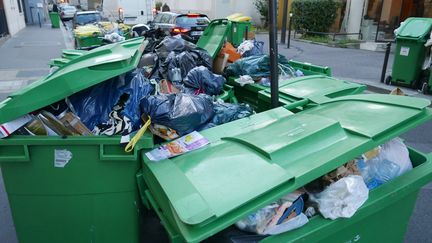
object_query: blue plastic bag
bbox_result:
[139,93,214,135]
[68,68,154,131]
[183,66,226,96]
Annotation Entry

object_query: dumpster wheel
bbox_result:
[421,82,429,95]
[385,76,392,85]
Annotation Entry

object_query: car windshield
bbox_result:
[75,13,101,25]
[176,16,209,26]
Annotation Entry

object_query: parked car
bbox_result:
[73,11,102,28]
[60,6,77,20]
[150,12,210,42]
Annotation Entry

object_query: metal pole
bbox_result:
[280,0,289,44]
[287,13,292,48]
[380,42,391,83]
[269,0,279,108]
[37,10,41,28]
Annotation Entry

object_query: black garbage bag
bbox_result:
[140,93,214,135]
[155,35,197,60]
[68,68,154,131]
[183,66,226,95]
[200,102,253,130]
[190,48,213,69]
[224,54,296,79]
[160,51,197,80]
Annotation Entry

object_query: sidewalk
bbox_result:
[256,33,432,100]
[0,23,68,102]
[0,22,68,243]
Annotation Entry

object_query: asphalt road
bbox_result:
[0,28,431,242]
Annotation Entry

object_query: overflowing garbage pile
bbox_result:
[234,137,413,237]
[0,35,257,147]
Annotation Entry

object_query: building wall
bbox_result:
[3,0,25,35]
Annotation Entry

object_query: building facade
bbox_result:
[340,0,432,41]
[0,0,26,37]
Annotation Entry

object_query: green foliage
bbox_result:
[292,0,338,33]
[155,1,163,10]
[254,0,269,25]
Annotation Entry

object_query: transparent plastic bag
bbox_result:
[310,175,369,220]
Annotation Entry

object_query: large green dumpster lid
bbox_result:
[142,94,431,242]
[0,38,146,124]
[396,17,432,39]
[260,75,366,103]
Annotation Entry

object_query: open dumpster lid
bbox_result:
[0,38,147,124]
[396,17,432,39]
[260,75,366,103]
[142,94,431,242]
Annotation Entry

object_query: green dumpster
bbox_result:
[226,61,333,111]
[0,38,153,243]
[49,12,60,28]
[257,75,366,112]
[388,18,432,88]
[228,20,252,47]
[138,94,432,243]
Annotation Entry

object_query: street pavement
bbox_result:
[0,27,431,242]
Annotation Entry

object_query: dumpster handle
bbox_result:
[0,145,30,162]
[99,144,137,161]
[283,99,309,111]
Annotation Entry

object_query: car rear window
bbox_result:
[75,13,101,25]
[176,16,209,26]
[64,6,76,10]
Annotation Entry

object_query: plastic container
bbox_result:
[0,38,153,243]
[138,94,432,243]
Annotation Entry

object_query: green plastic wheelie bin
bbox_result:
[49,12,60,28]
[387,18,432,89]
[137,94,432,243]
[0,38,153,243]
[257,75,366,112]
[229,20,252,47]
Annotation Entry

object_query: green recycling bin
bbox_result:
[226,61,332,111]
[0,38,153,243]
[49,12,60,28]
[228,20,252,47]
[257,75,366,112]
[138,94,432,243]
[388,17,432,88]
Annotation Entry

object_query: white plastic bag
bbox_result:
[235,75,255,87]
[311,175,368,220]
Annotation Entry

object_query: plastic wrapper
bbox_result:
[236,192,307,235]
[310,175,369,220]
[183,66,226,96]
[356,137,413,189]
[224,54,297,79]
[139,93,214,136]
[68,68,154,131]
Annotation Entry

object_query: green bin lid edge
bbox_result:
[0,38,147,124]
[396,17,432,39]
